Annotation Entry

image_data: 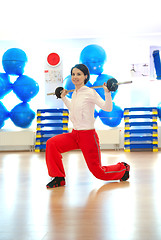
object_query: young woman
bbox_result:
[46,64,130,188]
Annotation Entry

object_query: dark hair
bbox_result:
[71,64,90,84]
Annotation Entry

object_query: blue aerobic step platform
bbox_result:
[124,136,158,143]
[124,107,158,114]
[125,122,158,129]
[123,107,158,152]
[35,108,69,152]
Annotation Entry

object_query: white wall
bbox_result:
[1,34,161,132]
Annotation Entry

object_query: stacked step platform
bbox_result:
[124,107,158,152]
[35,108,69,152]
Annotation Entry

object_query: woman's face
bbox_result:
[71,68,87,89]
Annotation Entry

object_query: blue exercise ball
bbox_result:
[0,102,9,128]
[94,109,99,119]
[13,75,39,102]
[93,74,118,100]
[10,102,35,128]
[0,73,12,99]
[99,103,123,127]
[2,48,28,75]
[79,44,107,75]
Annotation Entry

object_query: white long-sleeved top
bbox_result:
[62,86,112,130]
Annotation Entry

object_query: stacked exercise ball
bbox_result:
[79,44,107,75]
[63,44,123,127]
[0,48,39,129]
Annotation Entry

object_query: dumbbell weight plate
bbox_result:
[106,78,118,92]
[55,86,64,98]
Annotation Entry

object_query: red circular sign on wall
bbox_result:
[47,52,61,67]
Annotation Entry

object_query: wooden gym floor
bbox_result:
[0,149,161,240]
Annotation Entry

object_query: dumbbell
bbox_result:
[47,78,132,98]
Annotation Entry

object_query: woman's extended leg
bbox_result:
[78,130,129,181]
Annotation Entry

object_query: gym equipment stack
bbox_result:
[124,107,158,152]
[35,108,69,152]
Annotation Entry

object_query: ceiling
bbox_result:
[0,0,161,40]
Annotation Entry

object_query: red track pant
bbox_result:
[46,129,126,181]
